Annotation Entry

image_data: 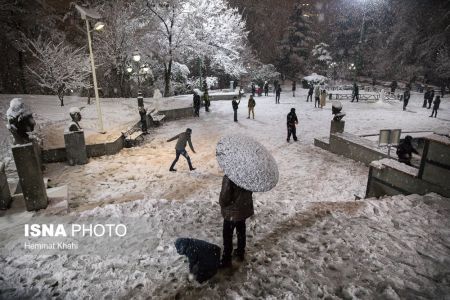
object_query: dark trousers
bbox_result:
[222,219,246,262]
[430,108,438,117]
[275,94,280,104]
[140,119,148,133]
[233,109,238,122]
[307,94,312,102]
[403,99,409,110]
[423,99,427,107]
[194,107,200,117]
[170,149,193,170]
[315,96,320,107]
[287,126,297,141]
[264,90,268,96]
[351,94,359,102]
[427,99,432,109]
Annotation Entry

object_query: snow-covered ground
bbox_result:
[0,88,449,299]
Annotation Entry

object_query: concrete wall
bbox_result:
[418,134,450,188]
[329,132,389,166]
[0,162,11,209]
[366,158,450,198]
[160,107,193,121]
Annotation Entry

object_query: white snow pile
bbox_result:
[69,107,80,115]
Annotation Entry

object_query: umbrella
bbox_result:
[216,135,279,192]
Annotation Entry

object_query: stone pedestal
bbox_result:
[64,130,88,166]
[0,162,11,209]
[230,81,234,91]
[137,95,144,107]
[11,143,48,211]
[330,120,345,134]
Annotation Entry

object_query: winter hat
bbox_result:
[186,128,192,133]
[290,108,296,113]
[405,135,413,142]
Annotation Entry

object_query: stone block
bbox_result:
[64,130,88,165]
[12,143,48,211]
[330,120,345,134]
[0,162,12,209]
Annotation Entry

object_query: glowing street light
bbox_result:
[132,49,141,62]
[75,4,105,133]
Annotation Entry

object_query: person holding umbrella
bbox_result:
[216,135,279,268]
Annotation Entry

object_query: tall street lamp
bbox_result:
[75,4,105,133]
[127,49,152,107]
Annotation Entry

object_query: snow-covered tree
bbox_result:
[277,3,315,78]
[143,0,248,97]
[23,36,90,106]
[250,64,280,87]
[311,43,332,73]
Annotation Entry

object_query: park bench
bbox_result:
[148,109,166,126]
[122,124,144,148]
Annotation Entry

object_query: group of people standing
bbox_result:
[306,84,327,108]
[422,87,441,118]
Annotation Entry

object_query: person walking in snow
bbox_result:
[320,89,327,108]
[351,83,359,102]
[396,135,418,166]
[403,88,411,111]
[427,89,435,109]
[232,96,240,122]
[203,90,210,112]
[167,128,196,172]
[430,96,441,118]
[219,175,254,268]
[423,87,430,108]
[138,106,148,134]
[275,85,282,104]
[247,95,256,119]
[251,83,256,97]
[314,85,320,107]
[264,81,269,96]
[286,108,298,142]
[292,81,296,97]
[193,91,201,117]
[273,80,279,94]
[306,84,313,102]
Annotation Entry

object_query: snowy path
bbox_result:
[1,89,450,299]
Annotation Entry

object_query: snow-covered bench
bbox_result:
[148,109,165,126]
[122,124,144,148]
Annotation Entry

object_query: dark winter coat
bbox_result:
[193,94,201,108]
[308,86,314,95]
[175,238,221,283]
[264,83,269,92]
[433,97,441,109]
[276,87,282,96]
[292,82,296,91]
[219,175,254,221]
[248,97,256,108]
[396,140,419,161]
[287,112,298,128]
[403,90,410,101]
[232,99,240,110]
[429,90,435,101]
[167,132,195,151]
[139,107,147,121]
[353,85,359,95]
[424,91,430,100]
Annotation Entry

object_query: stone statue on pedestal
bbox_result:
[68,107,82,132]
[6,98,36,145]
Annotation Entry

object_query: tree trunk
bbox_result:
[17,50,28,94]
[58,94,64,106]
[164,59,172,97]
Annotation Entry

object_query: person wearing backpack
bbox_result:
[247,95,256,119]
[286,108,298,142]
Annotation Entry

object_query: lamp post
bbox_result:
[349,63,356,80]
[75,4,105,133]
[127,49,152,107]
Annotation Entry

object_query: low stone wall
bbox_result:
[328,132,389,166]
[160,106,193,121]
[366,158,450,198]
[418,134,450,188]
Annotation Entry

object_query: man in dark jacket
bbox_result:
[423,88,430,107]
[403,89,411,111]
[351,83,359,102]
[307,85,313,102]
[167,128,196,172]
[287,108,298,142]
[175,237,221,283]
[275,85,282,104]
[219,175,254,268]
[251,83,256,96]
[193,92,201,117]
[138,106,148,134]
[430,96,441,118]
[232,96,240,122]
[264,81,269,96]
[428,89,435,109]
[396,135,419,166]
[203,90,210,112]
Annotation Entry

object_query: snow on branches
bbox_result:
[23,35,90,106]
